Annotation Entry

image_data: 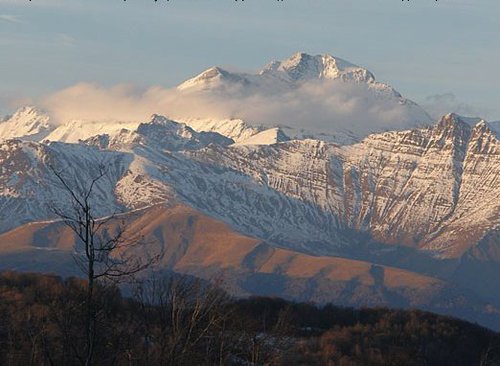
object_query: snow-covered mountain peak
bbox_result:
[468,120,499,154]
[43,119,140,143]
[179,51,377,92]
[260,52,375,83]
[148,114,184,129]
[9,106,45,120]
[173,52,431,142]
[177,66,247,91]
[442,114,499,138]
[177,67,222,90]
[85,115,234,151]
[0,106,53,141]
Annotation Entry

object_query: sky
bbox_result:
[1,0,499,120]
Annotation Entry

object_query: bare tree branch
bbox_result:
[47,163,157,366]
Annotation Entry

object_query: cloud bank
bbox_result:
[38,78,431,138]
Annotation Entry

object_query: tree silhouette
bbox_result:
[49,163,157,366]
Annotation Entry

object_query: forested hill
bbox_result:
[0,271,499,365]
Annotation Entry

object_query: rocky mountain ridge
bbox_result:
[0,113,497,258]
[0,110,499,330]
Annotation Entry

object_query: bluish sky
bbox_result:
[1,0,499,119]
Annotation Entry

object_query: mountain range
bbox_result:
[0,52,499,330]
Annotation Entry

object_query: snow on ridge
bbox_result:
[260,52,375,83]
[233,127,289,146]
[0,114,498,259]
[174,117,262,143]
[0,106,53,142]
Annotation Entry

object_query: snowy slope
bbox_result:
[234,127,289,146]
[0,106,140,144]
[0,139,130,232]
[172,117,261,143]
[45,119,140,143]
[0,113,497,261]
[164,114,497,258]
[0,106,53,141]
[259,52,376,83]
[341,114,499,255]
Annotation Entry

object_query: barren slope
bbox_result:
[0,204,496,324]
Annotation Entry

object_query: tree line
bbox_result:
[0,271,499,365]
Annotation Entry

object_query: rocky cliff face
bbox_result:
[0,113,497,261]
[161,113,498,259]
[341,114,499,256]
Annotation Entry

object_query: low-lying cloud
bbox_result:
[41,83,169,124]
[39,78,431,137]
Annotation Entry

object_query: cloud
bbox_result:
[421,93,479,119]
[0,14,21,23]
[40,83,166,124]
[38,77,430,138]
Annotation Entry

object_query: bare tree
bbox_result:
[134,274,230,366]
[49,163,157,366]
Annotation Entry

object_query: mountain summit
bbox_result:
[174,52,431,141]
[260,52,375,83]
[0,106,52,141]
[178,52,381,91]
[179,52,377,90]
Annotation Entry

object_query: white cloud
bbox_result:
[38,78,429,138]
[40,83,163,124]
